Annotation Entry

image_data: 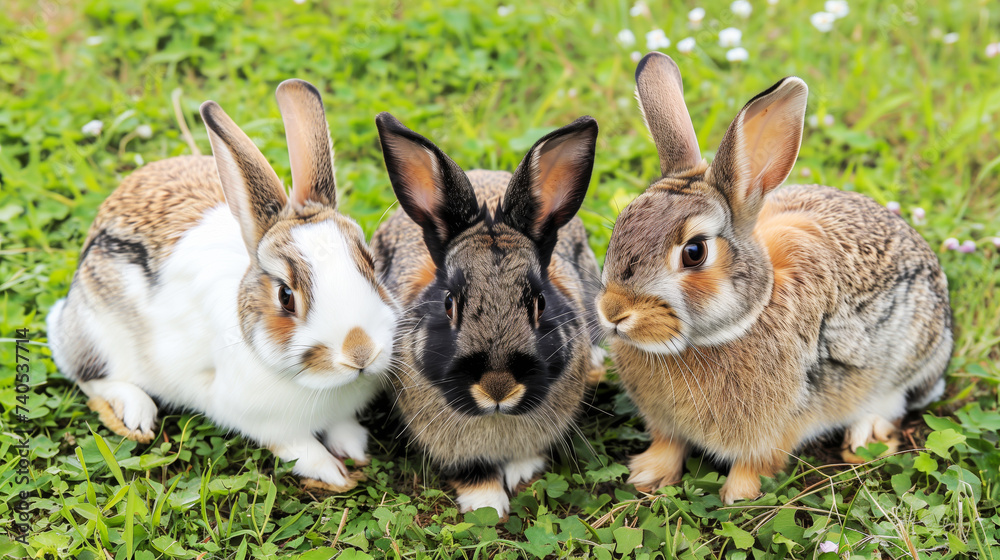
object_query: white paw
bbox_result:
[323,420,369,464]
[83,380,158,442]
[504,456,546,493]
[272,439,353,490]
[456,483,510,517]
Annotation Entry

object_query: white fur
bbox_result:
[456,484,510,517]
[504,455,546,493]
[53,205,396,486]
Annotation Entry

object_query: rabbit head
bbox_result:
[200,80,397,390]
[375,113,598,417]
[599,52,808,355]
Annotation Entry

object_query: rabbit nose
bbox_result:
[598,288,633,328]
[471,371,526,411]
[340,327,378,370]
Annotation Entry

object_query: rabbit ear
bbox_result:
[376,112,480,265]
[502,116,598,268]
[275,79,337,209]
[635,52,702,176]
[708,77,808,232]
[200,101,288,254]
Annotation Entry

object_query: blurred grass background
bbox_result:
[1,0,998,558]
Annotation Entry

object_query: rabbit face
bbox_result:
[598,174,771,356]
[411,217,581,416]
[241,212,397,390]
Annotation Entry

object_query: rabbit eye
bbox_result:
[278,284,295,313]
[534,293,546,321]
[682,240,708,268]
[444,293,456,321]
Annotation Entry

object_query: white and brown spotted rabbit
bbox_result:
[371,113,605,517]
[597,53,953,504]
[46,80,397,491]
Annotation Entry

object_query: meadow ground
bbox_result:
[1,0,999,558]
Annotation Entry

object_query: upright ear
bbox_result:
[708,77,808,232]
[502,116,598,267]
[635,52,702,177]
[375,112,480,265]
[200,101,288,254]
[275,79,337,209]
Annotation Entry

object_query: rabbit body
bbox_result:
[48,81,397,491]
[599,54,952,504]
[372,114,604,516]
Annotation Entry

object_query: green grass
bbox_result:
[2,0,999,558]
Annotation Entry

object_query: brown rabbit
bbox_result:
[597,53,952,504]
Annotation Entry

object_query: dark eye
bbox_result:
[534,293,546,321]
[278,284,295,313]
[682,240,708,268]
[444,292,455,320]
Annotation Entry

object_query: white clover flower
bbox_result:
[134,154,145,166]
[631,51,643,62]
[943,237,960,250]
[912,207,926,224]
[811,12,835,33]
[800,167,812,178]
[677,37,696,53]
[135,124,153,139]
[986,43,1000,58]
[808,115,819,128]
[646,29,671,50]
[293,0,307,4]
[959,240,976,253]
[886,201,901,215]
[497,5,513,17]
[824,0,849,19]
[767,0,779,4]
[719,27,742,47]
[82,119,103,136]
[688,7,706,27]
[819,541,838,554]
[85,36,104,46]
[942,32,959,45]
[992,236,1000,248]
[629,2,649,17]
[567,88,578,98]
[726,47,749,62]
[592,22,603,34]
[617,29,637,47]
[731,0,752,18]
[823,114,834,126]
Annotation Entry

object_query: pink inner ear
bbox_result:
[530,138,587,235]
[737,83,806,201]
[386,138,448,239]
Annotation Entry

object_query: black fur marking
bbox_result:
[75,349,109,381]
[81,230,153,282]
[440,459,501,487]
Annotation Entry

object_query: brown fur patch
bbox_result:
[478,371,517,403]
[301,344,331,371]
[341,327,376,369]
[263,314,296,347]
[753,207,823,291]
[599,283,681,344]
[87,397,155,443]
[628,433,689,492]
[679,239,732,310]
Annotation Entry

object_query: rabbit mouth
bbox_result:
[597,285,684,349]
[468,375,527,415]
